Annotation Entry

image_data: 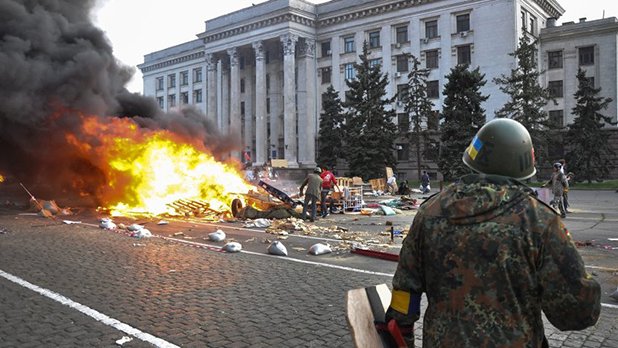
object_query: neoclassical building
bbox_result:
[138,0,618,178]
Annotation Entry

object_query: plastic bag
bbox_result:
[209,229,226,242]
[127,223,144,231]
[99,218,117,230]
[309,243,332,255]
[267,241,288,256]
[133,228,152,238]
[223,242,242,253]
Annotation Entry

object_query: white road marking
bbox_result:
[0,269,179,348]
[162,237,394,277]
[602,303,618,310]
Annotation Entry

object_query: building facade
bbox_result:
[139,0,616,179]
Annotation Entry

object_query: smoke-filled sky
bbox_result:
[0,0,238,203]
[93,0,618,94]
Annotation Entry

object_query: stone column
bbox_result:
[244,65,254,164]
[228,47,241,160]
[220,61,230,134]
[298,38,317,167]
[206,53,218,124]
[253,41,267,166]
[280,34,299,168]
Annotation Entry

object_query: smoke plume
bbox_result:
[0,0,237,204]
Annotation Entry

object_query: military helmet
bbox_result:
[313,167,322,174]
[462,118,536,180]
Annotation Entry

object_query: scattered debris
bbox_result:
[173,231,184,236]
[115,336,133,345]
[208,229,226,242]
[223,242,242,253]
[157,220,169,225]
[132,229,152,238]
[309,243,332,255]
[244,218,272,228]
[132,243,146,247]
[267,241,288,256]
[0,227,8,234]
[127,224,144,232]
[62,220,81,225]
[99,218,117,230]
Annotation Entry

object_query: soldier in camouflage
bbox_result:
[386,119,601,347]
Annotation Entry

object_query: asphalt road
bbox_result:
[0,189,616,347]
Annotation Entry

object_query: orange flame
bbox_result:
[0,174,4,183]
[66,114,250,216]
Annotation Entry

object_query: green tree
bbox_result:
[342,42,397,180]
[317,85,344,169]
[494,35,553,163]
[564,69,616,183]
[438,65,488,181]
[402,54,434,180]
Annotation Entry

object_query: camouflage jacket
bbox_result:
[390,174,600,347]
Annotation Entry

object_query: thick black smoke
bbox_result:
[0,0,238,204]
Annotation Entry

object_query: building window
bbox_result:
[369,58,382,68]
[395,25,408,44]
[397,113,410,132]
[168,94,176,107]
[368,30,380,48]
[579,46,594,66]
[427,80,439,99]
[548,80,563,98]
[265,50,270,64]
[548,51,563,69]
[240,78,245,93]
[397,143,410,161]
[193,89,202,103]
[397,84,409,101]
[396,55,409,72]
[266,98,271,113]
[266,74,270,91]
[344,36,355,53]
[241,101,245,116]
[549,110,564,128]
[529,15,536,35]
[156,96,164,109]
[193,68,202,83]
[321,40,331,57]
[239,56,245,70]
[321,67,331,84]
[156,77,164,91]
[428,110,439,130]
[521,11,527,31]
[425,20,438,39]
[585,76,595,87]
[344,63,356,80]
[180,71,188,86]
[426,50,439,69]
[457,45,471,65]
[180,92,188,105]
[168,74,176,88]
[456,13,470,33]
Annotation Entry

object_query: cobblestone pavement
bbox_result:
[0,189,617,347]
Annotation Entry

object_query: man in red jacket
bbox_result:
[319,166,340,218]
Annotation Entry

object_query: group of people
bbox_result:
[299,166,340,222]
[386,119,600,347]
[544,158,574,218]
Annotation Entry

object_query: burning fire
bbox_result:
[0,174,4,183]
[66,114,251,216]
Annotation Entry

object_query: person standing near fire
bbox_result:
[385,119,600,347]
[299,167,322,222]
[319,166,340,218]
